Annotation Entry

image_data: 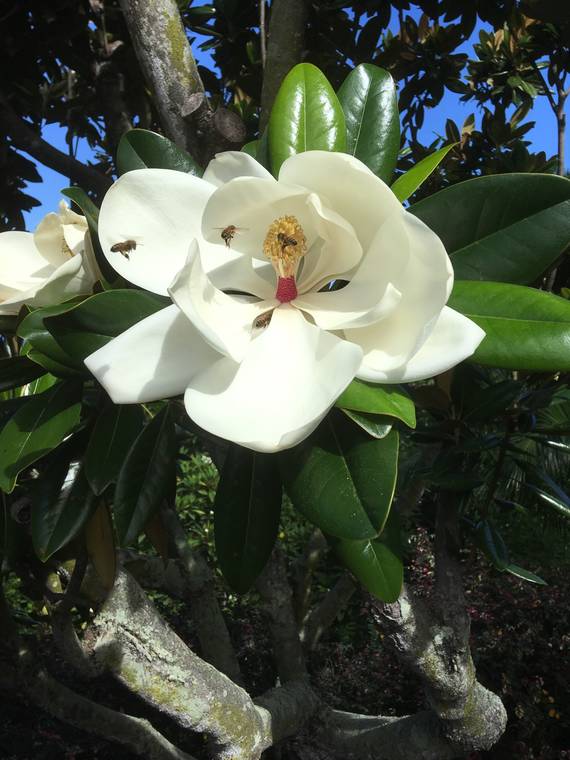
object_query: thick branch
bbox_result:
[87,568,267,760]
[260,0,309,130]
[0,94,112,199]
[292,528,327,624]
[161,507,243,684]
[257,546,307,682]
[119,0,244,163]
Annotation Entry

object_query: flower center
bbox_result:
[263,215,307,303]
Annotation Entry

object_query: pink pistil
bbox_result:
[276,276,298,303]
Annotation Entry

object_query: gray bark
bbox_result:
[119,0,245,164]
[257,547,307,682]
[87,568,267,759]
[259,0,309,130]
[300,572,356,651]
[161,507,243,684]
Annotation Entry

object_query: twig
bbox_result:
[260,0,267,69]
[300,572,356,651]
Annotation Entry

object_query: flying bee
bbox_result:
[110,239,139,260]
[214,225,248,248]
[277,232,298,250]
[254,310,274,329]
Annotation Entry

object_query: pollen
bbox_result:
[263,215,307,278]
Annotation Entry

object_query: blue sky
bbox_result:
[20,6,566,231]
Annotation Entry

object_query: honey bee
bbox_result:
[214,225,248,248]
[277,233,298,249]
[110,239,138,260]
[254,310,273,329]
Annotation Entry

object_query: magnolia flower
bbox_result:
[0,201,99,315]
[85,151,484,452]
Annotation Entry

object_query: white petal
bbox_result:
[0,255,87,315]
[169,242,277,361]
[279,151,403,251]
[98,169,216,295]
[0,232,53,299]
[295,282,401,330]
[344,211,453,372]
[203,151,274,186]
[33,212,70,267]
[201,177,318,260]
[85,305,219,403]
[357,307,485,383]
[296,193,363,293]
[183,304,363,453]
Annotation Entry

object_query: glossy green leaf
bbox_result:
[0,381,82,493]
[116,128,202,175]
[331,512,403,602]
[476,519,509,570]
[114,406,177,545]
[342,409,393,439]
[241,140,258,159]
[61,186,116,283]
[18,300,86,376]
[0,356,45,392]
[504,564,547,585]
[44,289,168,363]
[280,412,398,540]
[32,459,97,561]
[214,446,282,593]
[337,63,399,183]
[391,143,457,202]
[527,485,570,519]
[410,174,570,283]
[268,63,346,175]
[336,379,415,428]
[85,403,145,495]
[449,281,570,371]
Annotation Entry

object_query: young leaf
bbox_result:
[391,143,457,203]
[268,63,346,175]
[117,129,202,176]
[0,381,82,493]
[341,409,393,439]
[449,281,570,371]
[337,64,400,183]
[214,446,282,593]
[410,174,570,284]
[114,406,177,545]
[280,412,398,540]
[336,379,416,428]
[85,403,145,495]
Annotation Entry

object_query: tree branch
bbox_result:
[0,93,112,200]
[257,546,308,683]
[160,506,243,684]
[87,568,267,760]
[119,0,244,164]
[260,0,309,130]
[300,572,356,651]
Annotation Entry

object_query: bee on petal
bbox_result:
[110,239,139,260]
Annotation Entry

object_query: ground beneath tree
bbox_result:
[1,532,568,760]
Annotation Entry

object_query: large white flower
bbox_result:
[85,151,484,452]
[0,201,99,315]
